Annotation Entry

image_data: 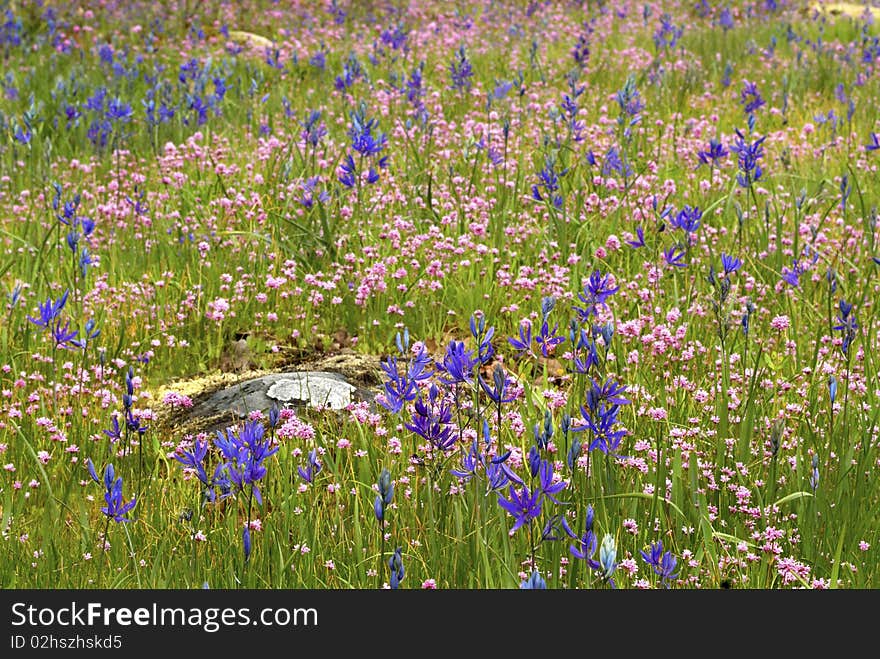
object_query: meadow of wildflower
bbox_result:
[0,0,879,592]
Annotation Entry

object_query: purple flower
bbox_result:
[508,321,534,358]
[449,46,473,91]
[574,269,619,321]
[721,253,741,274]
[174,438,210,485]
[663,245,687,268]
[535,320,565,357]
[740,81,766,114]
[27,290,70,329]
[405,393,455,452]
[480,363,517,405]
[730,129,766,187]
[537,460,567,504]
[586,378,630,410]
[626,226,646,248]
[697,138,729,166]
[297,448,322,484]
[641,540,679,587]
[569,505,600,569]
[497,484,542,534]
[671,205,701,233]
[781,258,804,287]
[437,340,478,386]
[388,547,405,589]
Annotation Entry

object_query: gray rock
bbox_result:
[266,372,356,409]
[180,371,373,432]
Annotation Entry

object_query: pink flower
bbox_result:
[770,315,790,331]
[421,579,437,589]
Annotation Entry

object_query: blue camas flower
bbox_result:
[88,460,136,523]
[437,340,478,386]
[520,570,547,589]
[508,321,533,358]
[640,540,679,587]
[389,547,405,589]
[626,226,646,248]
[297,448,323,484]
[214,420,278,506]
[535,320,565,357]
[833,299,858,356]
[405,388,455,453]
[449,46,473,91]
[663,245,687,268]
[374,468,394,522]
[574,269,619,321]
[598,533,618,584]
[721,253,742,275]
[27,290,70,329]
[671,205,701,234]
[174,438,210,486]
[497,483,542,534]
[697,138,728,166]
[731,129,766,187]
[740,81,766,115]
[569,505,600,569]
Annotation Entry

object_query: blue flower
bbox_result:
[214,420,278,505]
[721,253,741,275]
[574,269,619,321]
[405,392,455,452]
[174,438,210,485]
[640,540,679,587]
[626,226,646,248]
[27,290,69,329]
[374,468,394,522]
[781,258,804,287]
[338,154,357,188]
[532,158,565,209]
[469,314,495,364]
[437,340,478,386]
[833,299,858,356]
[598,533,618,583]
[92,464,136,523]
[586,378,630,410]
[740,81,766,115]
[537,460,567,504]
[653,13,683,51]
[671,205,701,233]
[730,129,766,187]
[569,505,600,569]
[479,363,517,405]
[535,320,565,357]
[388,547,405,589]
[348,103,387,157]
[449,46,473,91]
[297,448,323,484]
[697,138,729,166]
[663,245,687,268]
[508,321,533,358]
[497,484,542,534]
[51,319,79,349]
[520,570,547,589]
[866,132,880,152]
